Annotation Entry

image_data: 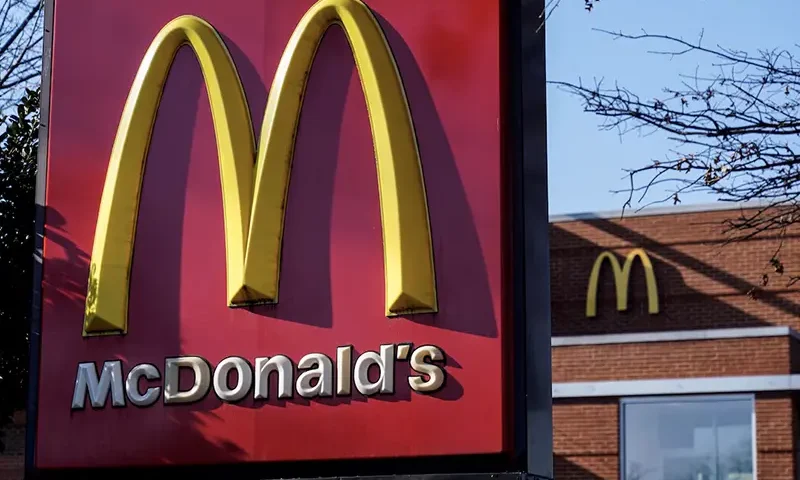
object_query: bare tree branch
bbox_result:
[551,28,800,289]
[536,0,602,33]
[0,0,42,111]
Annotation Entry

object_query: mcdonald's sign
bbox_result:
[29,0,553,476]
[585,248,660,318]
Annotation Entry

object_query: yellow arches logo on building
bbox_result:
[83,0,438,337]
[585,248,659,318]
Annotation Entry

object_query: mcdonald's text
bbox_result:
[71,344,447,409]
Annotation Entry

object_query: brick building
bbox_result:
[552,203,800,480]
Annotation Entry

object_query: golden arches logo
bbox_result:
[585,248,659,318]
[83,0,438,337]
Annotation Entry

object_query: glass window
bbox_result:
[621,395,755,480]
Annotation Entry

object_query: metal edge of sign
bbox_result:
[510,0,553,477]
[24,0,53,477]
[23,0,554,478]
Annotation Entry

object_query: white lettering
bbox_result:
[409,345,446,393]
[72,343,447,409]
[164,357,211,404]
[336,346,352,395]
[213,356,253,402]
[296,353,333,398]
[254,355,293,400]
[71,361,125,409]
[125,363,160,407]
[354,344,395,396]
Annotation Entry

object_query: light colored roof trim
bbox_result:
[548,198,779,223]
[553,374,800,399]
[552,326,798,347]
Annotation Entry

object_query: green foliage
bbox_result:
[0,87,40,452]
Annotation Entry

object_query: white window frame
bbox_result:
[619,394,757,480]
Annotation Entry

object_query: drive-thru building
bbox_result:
[551,203,799,480]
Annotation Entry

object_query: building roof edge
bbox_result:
[549,198,782,224]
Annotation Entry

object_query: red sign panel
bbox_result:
[36,0,506,469]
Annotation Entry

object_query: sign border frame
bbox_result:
[24,0,553,478]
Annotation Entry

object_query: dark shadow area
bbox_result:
[40,207,90,315]
[220,34,268,129]
[550,216,800,335]
[229,30,340,329]
[377,15,497,338]
[123,45,247,464]
[247,26,352,329]
[33,44,250,462]
[432,351,464,402]
[431,371,465,402]
[374,361,412,403]
[31,45,249,467]
[33,454,521,480]
[554,455,608,479]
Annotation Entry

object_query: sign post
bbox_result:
[26,0,552,478]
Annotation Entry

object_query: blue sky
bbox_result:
[545,0,799,215]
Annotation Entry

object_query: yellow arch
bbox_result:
[83,0,437,337]
[243,0,437,318]
[585,248,659,318]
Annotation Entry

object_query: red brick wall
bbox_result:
[553,336,793,382]
[756,394,795,480]
[553,399,619,479]
[551,208,800,337]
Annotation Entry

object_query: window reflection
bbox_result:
[622,396,754,480]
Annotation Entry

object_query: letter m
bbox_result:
[71,361,126,409]
[585,248,659,317]
[82,0,438,337]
